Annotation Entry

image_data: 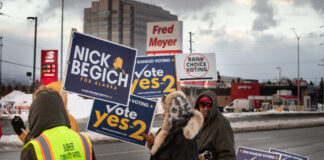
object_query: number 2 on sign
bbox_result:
[92,110,147,141]
[129,120,146,140]
[131,74,176,94]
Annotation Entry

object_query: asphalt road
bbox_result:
[0,115,164,135]
[1,126,323,160]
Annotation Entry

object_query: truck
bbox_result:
[224,99,250,112]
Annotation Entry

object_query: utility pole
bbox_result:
[276,67,281,104]
[0,36,2,86]
[318,64,324,110]
[319,25,324,110]
[27,17,37,92]
[61,0,64,81]
[189,32,194,104]
[189,32,193,53]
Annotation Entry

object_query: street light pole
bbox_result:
[0,36,2,86]
[27,16,37,92]
[61,0,64,81]
[276,66,281,95]
[291,28,302,107]
[318,64,324,110]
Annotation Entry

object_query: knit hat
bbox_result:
[162,91,192,125]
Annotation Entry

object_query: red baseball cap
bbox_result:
[198,95,212,104]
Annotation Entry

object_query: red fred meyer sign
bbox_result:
[146,21,183,55]
[41,50,58,85]
[231,83,260,101]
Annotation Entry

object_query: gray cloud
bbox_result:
[12,0,228,23]
[251,0,277,31]
[151,0,224,13]
[294,0,324,17]
[143,0,229,20]
[202,31,322,81]
[199,28,213,36]
[6,0,90,24]
[197,10,216,35]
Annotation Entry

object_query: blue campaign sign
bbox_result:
[63,32,137,105]
[87,95,157,146]
[236,146,281,160]
[269,148,308,160]
[131,55,177,98]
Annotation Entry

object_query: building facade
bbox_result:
[84,0,178,55]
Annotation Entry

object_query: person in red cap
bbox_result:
[194,90,235,160]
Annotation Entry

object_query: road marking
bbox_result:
[96,149,147,156]
[248,137,271,141]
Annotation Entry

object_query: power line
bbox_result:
[0,59,40,69]
[0,59,64,73]
[218,60,320,66]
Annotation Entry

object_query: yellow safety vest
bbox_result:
[21,126,92,160]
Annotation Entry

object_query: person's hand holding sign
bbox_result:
[143,133,154,149]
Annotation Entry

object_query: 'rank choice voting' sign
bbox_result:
[175,53,217,81]
[87,95,157,146]
[131,55,177,98]
[236,146,281,160]
[63,32,137,105]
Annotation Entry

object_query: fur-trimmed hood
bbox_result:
[151,91,204,155]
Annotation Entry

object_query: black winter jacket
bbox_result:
[151,117,200,160]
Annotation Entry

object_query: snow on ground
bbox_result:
[1,117,324,151]
[0,90,161,121]
[1,90,324,151]
[67,93,94,120]
[0,90,32,105]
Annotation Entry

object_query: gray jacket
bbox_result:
[194,90,236,160]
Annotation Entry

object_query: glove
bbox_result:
[199,151,213,160]
[11,116,26,135]
[143,133,154,149]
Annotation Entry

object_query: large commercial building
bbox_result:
[84,0,178,55]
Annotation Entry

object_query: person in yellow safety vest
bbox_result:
[11,81,79,143]
[20,86,96,160]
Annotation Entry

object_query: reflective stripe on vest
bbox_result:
[22,126,92,160]
[34,134,54,160]
[78,134,92,160]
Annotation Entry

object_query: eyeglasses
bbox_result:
[198,102,212,109]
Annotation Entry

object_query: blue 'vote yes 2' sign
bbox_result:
[87,95,156,146]
[63,32,137,105]
[131,55,177,98]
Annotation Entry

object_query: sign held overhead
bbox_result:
[63,32,137,105]
[131,55,177,98]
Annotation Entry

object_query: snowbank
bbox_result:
[0,90,32,105]
[67,93,94,120]
[1,90,324,151]
[2,117,324,151]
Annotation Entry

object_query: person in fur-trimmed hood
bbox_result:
[144,91,204,160]
[194,90,236,160]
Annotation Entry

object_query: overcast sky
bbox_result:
[1,0,324,85]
